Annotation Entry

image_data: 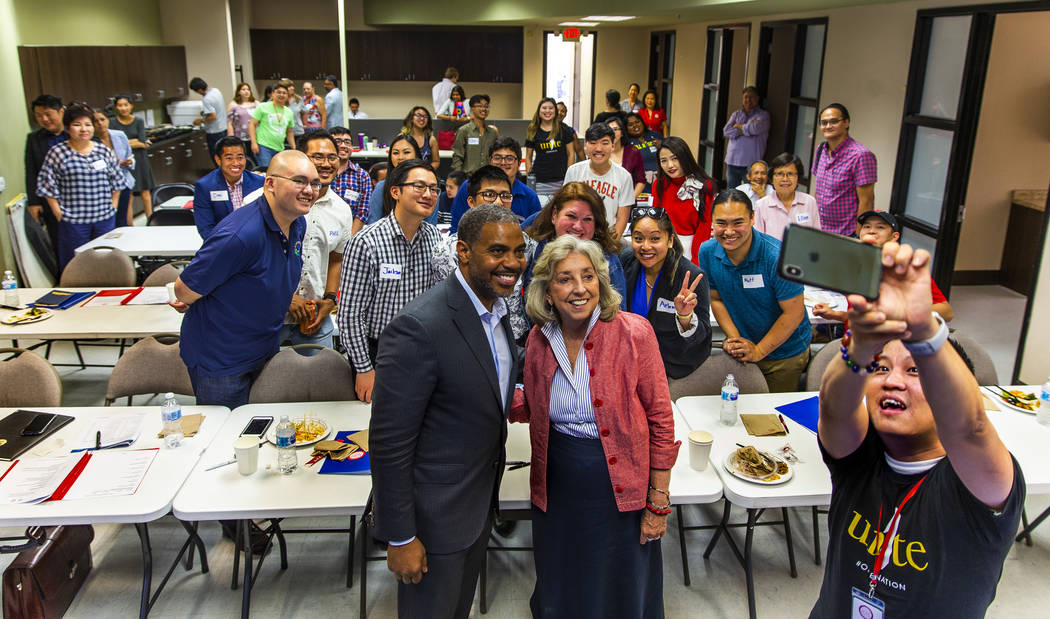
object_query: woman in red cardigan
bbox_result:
[511,235,682,618]
[651,136,717,265]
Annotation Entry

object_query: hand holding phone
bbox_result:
[848,242,938,343]
[778,224,882,300]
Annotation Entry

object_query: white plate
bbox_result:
[988,388,1040,415]
[265,417,331,448]
[723,451,794,485]
[1,308,53,325]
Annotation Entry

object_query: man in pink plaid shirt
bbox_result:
[812,103,877,236]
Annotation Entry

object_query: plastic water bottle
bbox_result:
[161,393,183,448]
[1039,378,1050,426]
[1,271,17,307]
[276,415,297,474]
[720,374,739,426]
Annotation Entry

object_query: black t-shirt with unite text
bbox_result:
[525,123,576,183]
[809,427,1024,619]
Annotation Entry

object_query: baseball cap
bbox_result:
[857,210,900,233]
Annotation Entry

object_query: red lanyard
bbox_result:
[869,474,928,597]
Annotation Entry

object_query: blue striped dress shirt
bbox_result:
[541,309,602,439]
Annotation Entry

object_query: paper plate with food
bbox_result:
[723,445,793,485]
[987,387,1040,415]
[266,413,331,447]
[1,307,53,325]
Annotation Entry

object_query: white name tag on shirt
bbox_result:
[210,190,229,201]
[796,213,811,224]
[268,113,281,123]
[649,146,657,152]
[468,137,480,145]
[742,274,764,289]
[379,263,403,280]
[656,298,676,314]
[91,159,107,171]
[345,190,360,202]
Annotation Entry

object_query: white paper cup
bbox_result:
[688,430,713,471]
[234,436,260,476]
[166,282,177,303]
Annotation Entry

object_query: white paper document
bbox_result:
[62,449,158,500]
[0,454,84,504]
[72,413,146,451]
[123,287,173,305]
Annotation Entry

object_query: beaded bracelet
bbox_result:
[839,330,880,374]
[646,502,672,516]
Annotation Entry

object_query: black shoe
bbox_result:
[493,516,517,538]
[220,520,272,555]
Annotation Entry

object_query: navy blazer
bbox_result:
[370,274,518,554]
[192,168,265,238]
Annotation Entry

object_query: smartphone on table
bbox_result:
[240,416,273,437]
[778,224,882,301]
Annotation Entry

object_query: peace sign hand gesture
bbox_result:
[674,272,703,317]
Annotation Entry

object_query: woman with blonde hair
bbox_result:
[399,106,440,170]
[512,234,679,617]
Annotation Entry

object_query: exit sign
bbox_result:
[562,28,581,41]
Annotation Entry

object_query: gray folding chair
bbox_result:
[105,335,193,405]
[0,347,62,407]
[248,345,356,403]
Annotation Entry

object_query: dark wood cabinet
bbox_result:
[18,45,188,111]
[250,27,522,83]
[147,130,212,186]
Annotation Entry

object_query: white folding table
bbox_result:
[75,226,202,258]
[0,405,229,618]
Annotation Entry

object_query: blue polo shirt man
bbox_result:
[449,136,541,233]
[698,189,811,392]
[173,150,319,408]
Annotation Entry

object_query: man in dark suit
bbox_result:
[24,94,68,259]
[192,136,265,238]
[370,203,527,618]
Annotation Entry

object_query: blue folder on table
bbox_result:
[30,290,95,309]
[775,395,820,434]
[317,430,371,475]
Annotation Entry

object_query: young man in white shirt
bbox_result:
[563,122,635,237]
[347,98,368,119]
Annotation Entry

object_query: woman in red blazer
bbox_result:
[511,235,682,618]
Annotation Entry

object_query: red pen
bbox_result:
[778,414,790,434]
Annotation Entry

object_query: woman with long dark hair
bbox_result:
[604,116,645,198]
[638,90,668,137]
[399,106,440,170]
[625,112,663,190]
[366,133,427,224]
[651,136,717,265]
[524,97,576,197]
[621,207,711,378]
[436,85,469,122]
[111,94,155,217]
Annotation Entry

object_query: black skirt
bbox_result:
[531,429,664,619]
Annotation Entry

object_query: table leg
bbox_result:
[1016,506,1050,545]
[347,515,356,588]
[781,507,797,578]
[179,520,208,573]
[479,544,488,614]
[744,509,760,619]
[676,505,691,586]
[703,500,733,559]
[134,523,152,619]
[240,519,253,619]
[359,525,368,619]
[230,521,241,590]
[812,506,822,565]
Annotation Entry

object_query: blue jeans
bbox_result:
[726,164,748,190]
[58,215,117,272]
[188,364,265,409]
[115,189,132,226]
[205,131,225,160]
[255,144,280,169]
[277,316,335,354]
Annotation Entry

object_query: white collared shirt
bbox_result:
[285,189,353,322]
[454,267,512,408]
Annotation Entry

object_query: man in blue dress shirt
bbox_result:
[449,136,541,233]
[172,150,319,408]
[192,136,265,239]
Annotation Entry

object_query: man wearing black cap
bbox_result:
[813,210,954,322]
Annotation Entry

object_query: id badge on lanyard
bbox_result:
[851,587,885,619]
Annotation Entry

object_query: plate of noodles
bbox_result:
[723,445,793,485]
[265,413,331,448]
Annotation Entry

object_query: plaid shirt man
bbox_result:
[330,161,373,223]
[337,212,441,373]
[36,141,123,223]
[813,135,877,236]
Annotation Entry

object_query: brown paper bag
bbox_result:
[157,414,204,438]
[740,413,787,437]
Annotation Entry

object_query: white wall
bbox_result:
[160,0,236,98]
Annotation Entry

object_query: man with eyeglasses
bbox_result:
[338,159,442,403]
[697,188,811,392]
[328,126,373,234]
[449,136,542,233]
[451,94,500,174]
[172,150,319,408]
[264,129,355,353]
[192,136,265,238]
[812,103,877,237]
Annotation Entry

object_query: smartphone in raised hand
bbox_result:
[777,224,882,300]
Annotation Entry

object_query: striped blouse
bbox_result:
[541,308,602,439]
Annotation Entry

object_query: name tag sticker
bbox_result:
[268,113,280,123]
[91,159,107,171]
[210,190,230,201]
[649,145,658,152]
[468,137,480,145]
[796,213,811,224]
[742,274,764,289]
[656,298,676,314]
[345,190,360,202]
[379,263,403,280]
[850,587,885,619]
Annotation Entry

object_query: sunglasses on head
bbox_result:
[630,206,668,222]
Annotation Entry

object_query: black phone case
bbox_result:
[777,224,882,301]
[0,411,75,461]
